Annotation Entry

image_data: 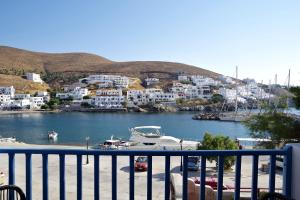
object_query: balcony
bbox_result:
[0,145,294,200]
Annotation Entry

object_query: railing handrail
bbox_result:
[0,148,288,156]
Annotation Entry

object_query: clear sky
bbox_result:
[0,0,299,85]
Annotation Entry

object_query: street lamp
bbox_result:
[86,136,90,164]
[179,139,183,171]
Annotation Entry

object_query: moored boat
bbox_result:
[129,126,200,149]
[48,131,58,140]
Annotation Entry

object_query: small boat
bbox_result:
[101,135,128,150]
[48,131,58,140]
[0,136,16,143]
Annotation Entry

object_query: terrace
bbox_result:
[0,144,298,200]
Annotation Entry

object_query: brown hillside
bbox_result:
[0,46,220,86]
[0,74,49,94]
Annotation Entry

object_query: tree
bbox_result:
[210,94,224,104]
[198,133,238,170]
[290,86,300,109]
[243,110,300,148]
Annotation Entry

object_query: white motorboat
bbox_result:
[48,131,58,140]
[101,135,129,150]
[129,126,200,149]
[0,136,16,143]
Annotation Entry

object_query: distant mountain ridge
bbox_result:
[0,45,220,87]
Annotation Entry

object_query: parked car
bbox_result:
[187,156,200,171]
[135,156,148,171]
[276,156,284,169]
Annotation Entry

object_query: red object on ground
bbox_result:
[194,178,228,190]
[134,156,148,171]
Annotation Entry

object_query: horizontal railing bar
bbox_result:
[0,149,288,156]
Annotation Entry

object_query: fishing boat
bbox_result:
[101,135,129,150]
[48,131,58,140]
[129,126,200,149]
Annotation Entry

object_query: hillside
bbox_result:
[0,46,220,87]
[0,74,49,94]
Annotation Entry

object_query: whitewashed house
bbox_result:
[127,88,176,107]
[37,91,50,102]
[145,78,159,86]
[0,94,11,105]
[56,87,89,100]
[14,94,31,100]
[126,90,148,106]
[98,81,114,88]
[178,75,189,82]
[30,97,45,108]
[12,99,31,108]
[170,82,212,100]
[190,75,221,86]
[26,73,43,83]
[0,86,15,97]
[80,75,129,88]
[92,89,125,109]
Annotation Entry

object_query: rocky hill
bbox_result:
[0,46,220,87]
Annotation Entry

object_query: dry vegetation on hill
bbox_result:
[0,74,49,94]
[0,45,220,90]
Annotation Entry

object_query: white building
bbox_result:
[14,94,31,100]
[37,91,50,102]
[80,75,130,88]
[178,75,189,82]
[0,94,11,105]
[98,81,114,88]
[190,75,221,86]
[127,88,176,107]
[92,89,125,109]
[170,82,212,99]
[0,86,15,97]
[26,73,43,83]
[96,89,122,96]
[145,78,159,86]
[56,87,89,100]
[30,97,45,108]
[12,99,31,108]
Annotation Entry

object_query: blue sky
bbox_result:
[0,0,299,85]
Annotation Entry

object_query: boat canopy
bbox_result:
[236,138,271,142]
[133,126,161,130]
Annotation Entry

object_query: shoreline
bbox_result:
[0,109,61,115]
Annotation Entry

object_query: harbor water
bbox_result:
[0,112,251,145]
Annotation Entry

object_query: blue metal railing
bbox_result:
[0,146,293,200]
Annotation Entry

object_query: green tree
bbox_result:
[210,94,224,104]
[198,133,238,170]
[290,86,300,109]
[243,110,300,148]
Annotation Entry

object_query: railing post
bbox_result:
[59,154,66,200]
[26,153,32,200]
[77,155,82,200]
[217,156,224,200]
[251,155,259,200]
[129,155,135,200]
[234,155,241,200]
[164,156,170,200]
[200,156,206,200]
[112,155,117,200]
[182,156,188,200]
[94,155,100,200]
[269,154,276,194]
[147,156,152,200]
[283,145,292,198]
[8,153,15,185]
[42,154,49,200]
